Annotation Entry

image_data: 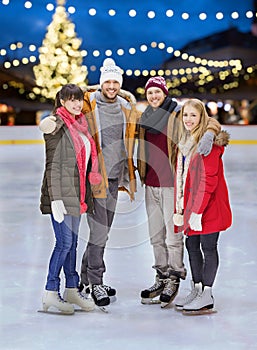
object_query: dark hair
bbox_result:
[53,84,84,114]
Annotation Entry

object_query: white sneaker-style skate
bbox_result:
[175,281,202,311]
[63,288,95,312]
[160,276,180,308]
[40,290,74,315]
[141,275,164,304]
[182,286,217,316]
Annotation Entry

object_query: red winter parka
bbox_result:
[174,131,232,236]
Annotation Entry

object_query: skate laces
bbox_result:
[148,280,163,292]
[92,285,107,299]
[102,284,112,292]
[183,288,199,304]
[162,278,179,296]
[76,289,87,300]
[57,292,67,303]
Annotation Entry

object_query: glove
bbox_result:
[173,213,184,226]
[189,212,202,231]
[51,200,67,223]
[39,116,57,134]
[197,131,214,156]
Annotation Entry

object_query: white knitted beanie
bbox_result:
[99,58,123,87]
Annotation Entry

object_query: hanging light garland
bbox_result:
[1,0,256,20]
[0,39,245,71]
[0,1,255,71]
[1,38,256,98]
[1,0,256,98]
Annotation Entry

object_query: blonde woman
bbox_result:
[173,99,232,315]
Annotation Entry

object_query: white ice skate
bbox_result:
[63,288,95,312]
[39,290,74,315]
[175,281,202,311]
[182,286,217,316]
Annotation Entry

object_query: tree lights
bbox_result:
[32,0,87,100]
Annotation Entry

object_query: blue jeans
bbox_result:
[45,214,81,291]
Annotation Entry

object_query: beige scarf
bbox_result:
[173,133,196,226]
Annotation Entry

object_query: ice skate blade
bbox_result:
[74,307,95,312]
[141,298,161,305]
[37,309,74,315]
[182,308,217,316]
[174,305,183,312]
[97,306,109,313]
[161,301,173,309]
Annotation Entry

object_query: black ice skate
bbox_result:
[79,283,117,303]
[141,275,164,304]
[91,284,110,312]
[160,276,180,308]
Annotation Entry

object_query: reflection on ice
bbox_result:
[1,126,257,349]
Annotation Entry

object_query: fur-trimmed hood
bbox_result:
[214,130,230,147]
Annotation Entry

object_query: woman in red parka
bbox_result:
[173,98,232,315]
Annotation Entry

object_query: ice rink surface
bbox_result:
[0,126,257,350]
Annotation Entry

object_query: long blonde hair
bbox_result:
[178,98,209,144]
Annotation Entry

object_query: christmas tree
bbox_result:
[33,0,87,100]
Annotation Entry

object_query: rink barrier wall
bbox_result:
[0,125,257,145]
[0,139,44,145]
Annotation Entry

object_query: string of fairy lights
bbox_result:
[1,0,256,73]
[1,39,256,97]
[0,40,246,71]
[0,0,257,100]
[1,0,256,20]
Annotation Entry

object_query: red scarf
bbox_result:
[56,106,91,214]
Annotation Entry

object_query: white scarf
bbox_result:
[173,134,196,226]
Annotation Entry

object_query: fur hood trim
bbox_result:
[215,130,230,147]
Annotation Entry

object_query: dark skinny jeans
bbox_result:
[185,232,220,287]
